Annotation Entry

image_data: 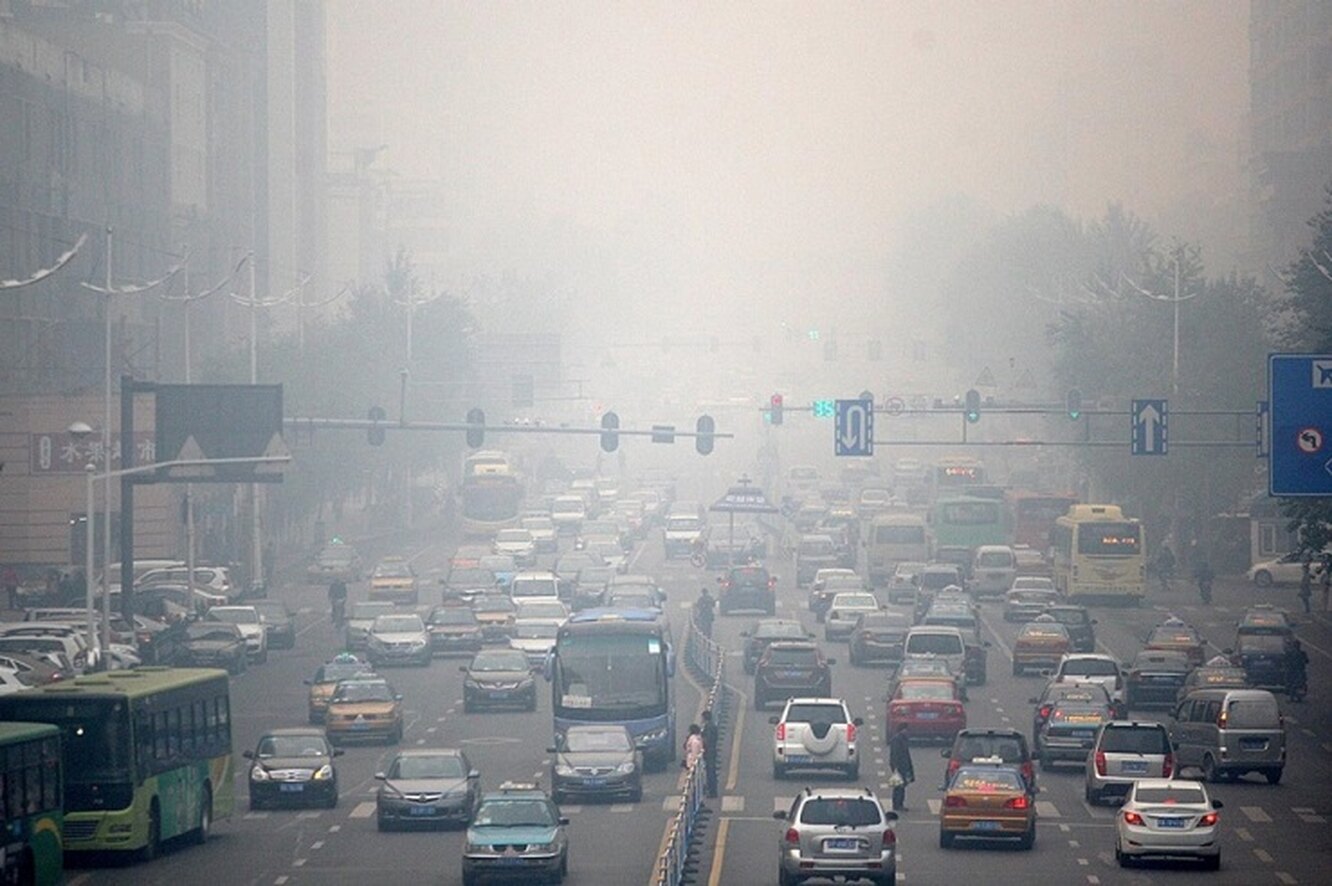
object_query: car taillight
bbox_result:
[1199,811,1218,827]
[1094,750,1107,776]
[721,581,731,590]
[947,758,960,778]
[1162,752,1173,778]
[768,578,777,589]
[776,723,786,741]
[943,795,967,807]
[1021,761,1035,784]
[1004,795,1030,809]
[1039,705,1052,720]
[882,828,896,846]
[847,722,857,744]
[784,827,800,845]
[1122,810,1144,826]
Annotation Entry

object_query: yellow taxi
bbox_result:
[305,653,375,724]
[1012,616,1072,675]
[939,760,1036,849]
[1144,618,1205,667]
[369,556,420,605]
[324,676,404,745]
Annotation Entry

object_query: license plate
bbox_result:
[970,820,1001,831]
[785,754,812,764]
[1240,738,1267,750]
[584,777,607,786]
[777,670,805,679]
[1157,817,1186,829]
[824,838,858,850]
[917,711,939,719]
[498,856,524,865]
[1122,761,1148,774]
[488,690,511,698]
[410,806,436,816]
[280,784,304,793]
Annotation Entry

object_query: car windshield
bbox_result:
[473,798,556,828]
[1133,652,1190,671]
[784,704,846,724]
[666,517,701,532]
[565,729,632,752]
[1047,609,1087,625]
[977,551,1013,567]
[954,735,1024,762]
[799,798,881,827]
[898,681,953,700]
[951,768,1024,792]
[1135,786,1206,805]
[472,597,516,614]
[373,561,411,578]
[906,633,963,655]
[756,622,807,639]
[1100,726,1169,754]
[1049,685,1109,705]
[392,754,466,779]
[258,735,328,758]
[317,662,372,683]
[765,647,818,666]
[518,602,566,619]
[209,608,258,625]
[608,591,655,609]
[429,608,477,626]
[1062,659,1118,677]
[471,651,529,672]
[351,603,395,619]
[1013,578,1054,591]
[373,615,424,633]
[186,624,238,641]
[253,603,289,620]
[332,681,394,702]
[514,622,559,640]
[832,594,877,609]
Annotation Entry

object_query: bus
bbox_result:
[546,610,675,770]
[0,667,234,860]
[928,496,1009,555]
[929,458,987,504]
[460,450,525,537]
[864,513,931,586]
[1050,504,1146,605]
[0,722,62,886]
[1007,491,1078,551]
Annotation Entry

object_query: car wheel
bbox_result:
[1039,753,1052,772]
[1252,570,1273,588]
[139,803,161,862]
[1012,662,1022,676]
[463,872,478,886]
[1116,841,1131,867]
[778,866,798,886]
[629,782,643,803]
[753,692,766,711]
[464,700,475,714]
[229,657,243,676]
[527,695,538,712]
[1265,768,1283,785]
[1018,824,1035,850]
[939,830,954,849]
[773,761,786,779]
[1084,785,1099,805]
[1202,754,1220,783]
[1203,853,1220,871]
[377,815,392,832]
[256,648,268,664]
[846,763,860,781]
[324,787,339,809]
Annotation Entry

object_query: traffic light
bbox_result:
[600,411,620,452]
[769,393,784,425]
[366,406,386,446]
[964,389,981,423]
[465,407,485,448]
[695,414,715,455]
[1066,387,1083,420]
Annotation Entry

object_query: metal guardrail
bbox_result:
[654,611,725,886]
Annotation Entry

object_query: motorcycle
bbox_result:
[1197,576,1213,605]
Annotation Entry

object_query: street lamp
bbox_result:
[67,421,97,662]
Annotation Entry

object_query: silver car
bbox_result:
[773,787,898,886]
[1115,778,1222,869]
[1084,720,1174,805]
[548,724,642,803]
[375,748,480,831]
[366,613,432,667]
[344,601,396,651]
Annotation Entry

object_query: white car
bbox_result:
[366,613,432,667]
[493,528,538,567]
[1246,551,1324,587]
[1115,778,1222,869]
[206,605,269,663]
[1051,654,1127,711]
[771,697,862,779]
[824,592,880,642]
[521,516,559,553]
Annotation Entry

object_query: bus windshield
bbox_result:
[554,633,667,720]
[0,698,132,785]
[1077,522,1141,555]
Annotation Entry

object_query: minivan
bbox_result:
[1169,688,1285,784]
[902,625,967,680]
[970,545,1017,598]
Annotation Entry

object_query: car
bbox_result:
[305,653,376,723]
[252,600,296,649]
[308,541,362,582]
[902,626,969,685]
[375,748,481,830]
[1170,687,1286,784]
[460,648,538,712]
[514,598,569,622]
[138,564,236,599]
[521,516,559,554]
[493,528,538,567]
[1040,604,1097,652]
[551,494,588,535]
[1115,778,1222,869]
[462,782,569,885]
[0,624,94,674]
[571,565,615,611]
[847,611,911,667]
[245,727,342,810]
[554,552,602,587]
[205,605,268,662]
[1012,618,1072,675]
[917,564,966,597]
[1125,650,1192,709]
[509,619,562,666]
[718,564,777,615]
[1246,550,1326,587]
[941,728,1035,794]
[1003,587,1060,622]
[584,537,627,573]
[426,604,485,656]
[1009,575,1056,594]
[740,621,810,677]
[441,564,502,605]
[771,697,863,779]
[795,535,840,587]
[1036,698,1113,770]
[969,545,1017,598]
[548,723,643,803]
[1143,620,1206,668]
[509,570,562,602]
[662,509,704,558]
[325,676,404,745]
[470,594,518,643]
[1084,720,1175,805]
[791,500,829,533]
[938,761,1036,849]
[344,600,396,650]
[704,524,760,568]
[1176,660,1249,705]
[808,568,863,620]
[773,786,898,886]
[887,657,965,702]
[1029,681,1115,746]
[366,612,432,667]
[754,641,834,710]
[1050,653,1127,712]
[0,651,65,687]
[886,562,926,605]
[479,554,519,591]
[179,622,248,674]
[824,592,880,642]
[1232,609,1299,690]
[885,677,965,742]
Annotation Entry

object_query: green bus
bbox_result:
[928,495,1010,554]
[0,722,63,886]
[0,667,233,860]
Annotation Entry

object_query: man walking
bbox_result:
[1299,559,1314,614]
[701,709,719,798]
[888,723,914,812]
[696,587,716,638]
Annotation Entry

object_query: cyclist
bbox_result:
[328,580,348,626]
[1154,543,1176,593]
[1286,639,1309,701]
[1192,560,1215,604]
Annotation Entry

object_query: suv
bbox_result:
[718,564,777,615]
[754,641,834,710]
[941,728,1035,793]
[1051,653,1126,712]
[1041,604,1097,652]
[1084,720,1174,805]
[770,697,863,779]
[773,787,898,886]
[742,619,812,674]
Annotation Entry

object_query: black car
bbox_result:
[425,605,484,656]
[1232,631,1294,690]
[245,727,343,809]
[718,564,776,615]
[1125,649,1192,709]
[1042,605,1097,653]
[741,619,811,674]
[179,622,248,674]
[253,600,297,650]
[753,641,833,710]
[548,724,643,803]
[572,565,616,611]
[1028,682,1114,746]
[460,648,538,712]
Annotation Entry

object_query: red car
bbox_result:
[885,677,966,741]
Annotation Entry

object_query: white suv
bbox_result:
[771,697,863,780]
[1052,653,1127,714]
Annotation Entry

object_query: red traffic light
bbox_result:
[770,393,783,407]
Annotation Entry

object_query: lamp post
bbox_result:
[68,421,96,661]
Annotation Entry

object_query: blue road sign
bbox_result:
[1131,399,1168,456]
[1269,354,1332,496]
[835,398,874,457]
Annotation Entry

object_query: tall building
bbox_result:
[1249,0,1332,263]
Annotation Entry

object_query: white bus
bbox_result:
[864,514,930,586]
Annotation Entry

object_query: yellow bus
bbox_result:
[1051,504,1146,605]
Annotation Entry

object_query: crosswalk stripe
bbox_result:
[609,804,632,813]
[1240,806,1272,823]
[662,796,680,811]
[927,799,942,814]
[349,801,376,819]
[722,795,745,812]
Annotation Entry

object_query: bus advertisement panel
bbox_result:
[547,610,675,770]
[1051,504,1146,604]
[1007,492,1078,551]
[0,668,234,860]
[929,496,1009,554]
[0,722,62,886]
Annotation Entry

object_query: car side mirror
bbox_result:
[1090,619,1098,625]
[826,658,837,666]
[983,641,992,648]
[374,772,385,780]
[1211,799,1223,810]
[458,666,468,673]
[740,631,750,637]
[333,749,345,757]
[1038,669,1052,677]
[1222,648,1233,656]
[882,810,898,822]
[772,810,787,820]
[469,770,481,779]
[546,746,558,754]
[243,750,255,760]
[940,748,950,758]
[303,679,312,685]
[853,717,864,727]
[558,817,570,826]
[1027,697,1039,705]
[768,716,780,725]
[395,694,403,700]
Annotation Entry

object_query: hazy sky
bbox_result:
[326,1,1248,335]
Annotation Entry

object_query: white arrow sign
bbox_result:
[835,399,874,456]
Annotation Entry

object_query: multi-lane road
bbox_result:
[71,524,1332,885]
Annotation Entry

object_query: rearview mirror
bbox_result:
[853,717,864,727]
[559,817,570,826]
[546,746,558,754]
[768,716,780,725]
[1211,799,1223,809]
[333,749,345,757]
[882,810,898,822]
[469,770,480,779]
[1028,697,1039,705]
[374,772,385,780]
[940,748,950,758]
[458,666,468,673]
[242,750,254,760]
[772,810,787,820]
[826,658,837,666]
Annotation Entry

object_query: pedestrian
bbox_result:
[887,723,914,812]
[683,724,704,771]
[1321,554,1332,611]
[696,587,716,638]
[701,710,719,798]
[1298,559,1314,614]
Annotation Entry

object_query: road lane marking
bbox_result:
[1254,848,1274,863]
[975,610,1013,661]
[1035,800,1060,818]
[1077,858,1089,866]
[1293,807,1326,823]
[297,811,321,819]
[662,796,680,811]
[293,859,306,868]
[725,693,746,792]
[328,825,341,833]
[926,799,941,814]
[707,817,731,886]
[1240,806,1272,823]
[1068,839,1079,847]
[1235,827,1254,842]
[1275,873,1297,884]
[244,812,270,820]
[562,805,583,814]
[310,840,324,850]
[721,795,744,812]
[349,801,376,818]
[275,878,288,885]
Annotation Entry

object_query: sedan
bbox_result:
[886,677,966,742]
[179,622,248,674]
[324,677,404,745]
[1126,650,1192,709]
[509,619,561,667]
[740,619,810,675]
[1003,588,1060,622]
[939,763,1035,850]
[461,648,538,712]
[253,600,296,650]
[493,528,537,567]
[375,748,481,830]
[344,601,396,650]
[425,605,484,657]
[549,724,643,803]
[245,728,342,810]
[824,592,880,642]
[366,613,432,667]
[206,605,268,663]
[1115,779,1222,869]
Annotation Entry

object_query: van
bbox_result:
[1168,688,1285,784]
[970,545,1017,598]
[508,571,563,601]
[902,625,967,679]
[864,514,930,586]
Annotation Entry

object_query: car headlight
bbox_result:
[250,766,271,782]
[517,676,535,689]
[312,764,334,780]
[409,638,427,648]
[465,842,489,855]
[616,761,636,775]
[555,764,577,776]
[530,841,557,853]
[640,728,667,744]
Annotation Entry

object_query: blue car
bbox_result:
[463,783,569,885]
